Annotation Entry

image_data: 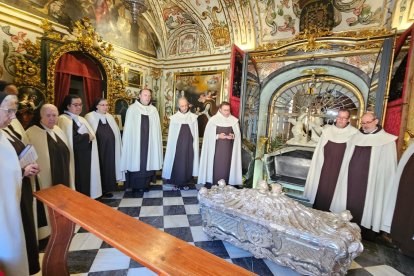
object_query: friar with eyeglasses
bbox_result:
[330,111,397,238]
[58,94,102,199]
[304,108,358,211]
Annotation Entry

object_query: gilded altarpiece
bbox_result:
[14,18,128,115]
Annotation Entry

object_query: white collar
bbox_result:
[94,111,107,124]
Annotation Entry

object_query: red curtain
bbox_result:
[83,77,102,110]
[54,72,71,109]
[384,23,414,137]
[54,52,103,111]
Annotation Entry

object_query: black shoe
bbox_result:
[104,192,113,198]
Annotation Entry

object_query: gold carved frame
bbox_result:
[15,18,126,113]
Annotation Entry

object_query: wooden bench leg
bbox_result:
[42,207,75,276]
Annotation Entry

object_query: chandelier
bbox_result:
[121,0,148,24]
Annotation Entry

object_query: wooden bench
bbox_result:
[34,185,256,276]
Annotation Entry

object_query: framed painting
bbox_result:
[173,70,224,137]
[17,86,45,129]
[126,69,143,88]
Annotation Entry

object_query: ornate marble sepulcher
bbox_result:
[198,181,363,275]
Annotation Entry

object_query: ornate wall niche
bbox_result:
[14,19,127,114]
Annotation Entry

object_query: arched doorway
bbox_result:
[54,52,106,114]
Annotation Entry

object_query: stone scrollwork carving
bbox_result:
[198,180,363,275]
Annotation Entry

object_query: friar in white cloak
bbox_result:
[162,97,199,189]
[0,92,33,276]
[381,141,414,257]
[330,112,397,234]
[26,104,73,240]
[304,109,358,211]
[58,94,102,199]
[121,88,163,191]
[85,98,125,197]
[198,101,242,187]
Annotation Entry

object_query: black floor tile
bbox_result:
[100,241,112,249]
[187,214,203,226]
[355,241,384,267]
[68,249,98,274]
[231,257,274,276]
[118,206,140,217]
[163,190,182,197]
[183,196,198,204]
[88,269,129,276]
[194,240,230,258]
[149,184,163,191]
[129,259,144,268]
[77,227,89,233]
[164,227,194,242]
[142,198,163,206]
[123,190,144,198]
[97,198,121,207]
[139,216,164,228]
[163,205,186,215]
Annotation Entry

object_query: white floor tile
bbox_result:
[119,198,143,207]
[69,233,103,251]
[163,197,184,206]
[365,265,405,276]
[223,241,253,258]
[89,248,130,272]
[264,259,301,276]
[190,226,211,242]
[139,206,164,217]
[164,215,190,228]
[75,225,81,233]
[180,190,199,197]
[127,267,158,276]
[143,190,163,198]
[184,204,200,214]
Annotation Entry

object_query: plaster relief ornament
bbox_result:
[198,180,363,275]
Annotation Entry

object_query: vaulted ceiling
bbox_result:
[2,0,408,59]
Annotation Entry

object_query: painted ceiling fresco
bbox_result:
[1,0,393,58]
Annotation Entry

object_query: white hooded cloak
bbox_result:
[198,111,242,185]
[85,111,125,181]
[162,111,199,179]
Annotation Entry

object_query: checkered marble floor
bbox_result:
[35,182,414,276]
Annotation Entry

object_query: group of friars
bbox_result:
[0,84,242,276]
[1,79,414,275]
[304,108,414,257]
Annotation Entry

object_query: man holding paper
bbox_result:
[58,95,102,199]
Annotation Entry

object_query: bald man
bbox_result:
[162,97,199,190]
[330,112,397,236]
[26,104,73,239]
